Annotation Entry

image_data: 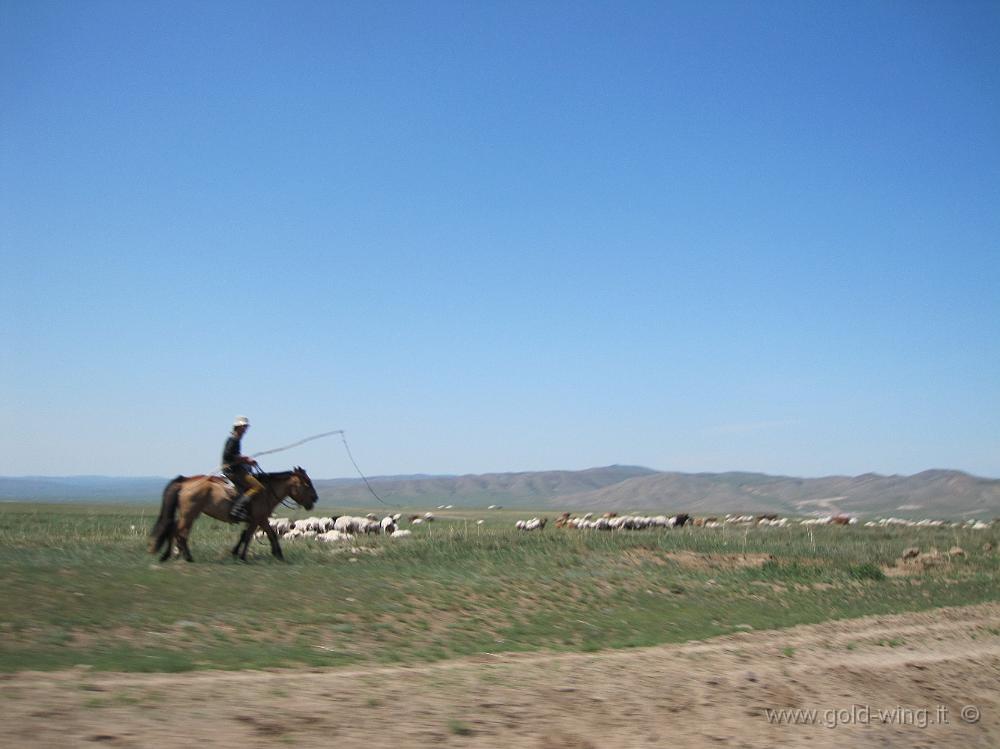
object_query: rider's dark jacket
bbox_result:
[222,432,248,485]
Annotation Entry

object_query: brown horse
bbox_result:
[148,467,318,562]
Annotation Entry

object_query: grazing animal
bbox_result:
[333,515,356,533]
[148,467,318,562]
[379,516,397,534]
[515,517,548,531]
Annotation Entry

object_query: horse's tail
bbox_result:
[149,475,184,554]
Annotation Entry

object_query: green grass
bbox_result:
[448,718,474,736]
[848,561,886,581]
[0,502,997,673]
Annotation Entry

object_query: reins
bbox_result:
[250,467,298,512]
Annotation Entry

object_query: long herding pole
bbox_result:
[250,429,344,459]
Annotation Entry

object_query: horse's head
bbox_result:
[289,466,318,510]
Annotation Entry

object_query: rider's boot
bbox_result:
[230,494,250,522]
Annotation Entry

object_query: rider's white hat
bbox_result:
[233,415,250,427]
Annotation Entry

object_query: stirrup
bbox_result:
[229,496,249,522]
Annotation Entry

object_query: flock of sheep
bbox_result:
[256,512,436,544]
[513,511,996,531]
[514,511,779,531]
[863,517,993,530]
[259,509,994,544]
[514,512,776,531]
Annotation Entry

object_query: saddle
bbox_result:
[200,474,248,521]
[195,474,239,499]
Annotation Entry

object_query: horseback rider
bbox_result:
[222,416,264,522]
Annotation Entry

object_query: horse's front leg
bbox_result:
[238,521,257,561]
[231,526,250,558]
[260,519,285,561]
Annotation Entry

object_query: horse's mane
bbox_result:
[260,470,296,481]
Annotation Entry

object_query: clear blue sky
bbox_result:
[2,1,998,479]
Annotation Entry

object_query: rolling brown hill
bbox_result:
[556,469,1000,517]
[4,467,998,518]
[315,466,1000,518]
[312,465,657,506]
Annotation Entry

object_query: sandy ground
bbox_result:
[1,603,998,748]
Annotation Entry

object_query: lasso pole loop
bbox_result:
[251,429,392,507]
[338,431,390,506]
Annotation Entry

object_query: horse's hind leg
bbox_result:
[159,534,174,563]
[176,533,194,562]
[175,516,196,562]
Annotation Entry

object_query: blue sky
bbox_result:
[2,1,998,479]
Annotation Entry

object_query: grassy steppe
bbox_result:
[0,502,997,673]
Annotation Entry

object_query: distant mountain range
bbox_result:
[2,466,998,518]
[0,475,170,501]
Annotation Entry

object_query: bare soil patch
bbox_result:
[625,549,777,570]
[883,546,970,576]
[2,603,997,748]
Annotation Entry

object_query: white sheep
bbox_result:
[334,515,376,534]
[316,530,352,543]
[356,518,380,535]
[269,517,292,535]
[379,516,397,534]
[515,517,547,531]
[333,515,356,533]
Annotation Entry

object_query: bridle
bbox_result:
[251,466,314,511]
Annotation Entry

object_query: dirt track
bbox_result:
[2,603,998,748]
